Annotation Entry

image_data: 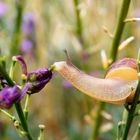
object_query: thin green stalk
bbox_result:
[116,108,128,139]
[92,0,131,139]
[110,0,131,62]
[9,58,16,79]
[10,0,25,56]
[38,125,45,140]
[73,0,84,47]
[24,94,30,120]
[0,63,33,140]
[117,121,126,140]
[90,102,105,140]
[0,109,16,121]
[132,124,140,140]
[0,63,15,86]
[122,50,140,140]
[15,103,32,140]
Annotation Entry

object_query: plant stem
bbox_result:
[92,0,131,139]
[0,64,15,86]
[10,0,25,56]
[0,63,33,140]
[132,124,140,140]
[91,102,105,140]
[117,121,126,140]
[38,125,45,140]
[122,81,140,140]
[73,0,85,48]
[110,0,131,62]
[9,58,16,79]
[24,94,30,120]
[0,109,16,121]
[122,50,140,140]
[15,103,32,140]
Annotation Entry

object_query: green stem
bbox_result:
[132,124,140,140]
[90,102,105,140]
[73,0,84,47]
[122,82,140,140]
[24,94,30,120]
[117,109,127,140]
[15,103,32,140]
[0,57,6,70]
[92,0,131,139]
[117,121,126,140]
[9,58,16,79]
[0,64,15,86]
[110,0,131,62]
[38,125,45,140]
[0,109,16,121]
[10,0,25,56]
[0,64,33,140]
[122,50,140,140]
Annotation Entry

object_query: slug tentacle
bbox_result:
[53,61,138,104]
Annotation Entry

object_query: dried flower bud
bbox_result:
[13,55,28,75]
[0,86,21,109]
[27,68,52,94]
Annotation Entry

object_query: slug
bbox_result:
[52,58,138,104]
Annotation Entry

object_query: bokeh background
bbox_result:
[0,0,140,140]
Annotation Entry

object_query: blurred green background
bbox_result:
[0,0,140,140]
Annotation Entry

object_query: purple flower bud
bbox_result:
[21,39,33,53]
[0,86,21,109]
[0,2,8,17]
[14,55,28,75]
[0,84,30,109]
[22,13,35,35]
[27,68,53,94]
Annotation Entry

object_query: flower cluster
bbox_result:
[0,55,53,109]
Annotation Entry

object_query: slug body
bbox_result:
[53,60,138,104]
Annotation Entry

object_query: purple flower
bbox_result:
[22,13,35,35]
[0,86,21,109]
[27,68,53,94]
[21,39,33,53]
[0,2,7,17]
[14,55,28,75]
[62,80,73,89]
[0,84,30,109]
[21,13,36,56]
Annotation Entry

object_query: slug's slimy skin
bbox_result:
[106,58,138,80]
[53,58,138,104]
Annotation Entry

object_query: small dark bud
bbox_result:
[27,68,52,94]
[0,73,8,88]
